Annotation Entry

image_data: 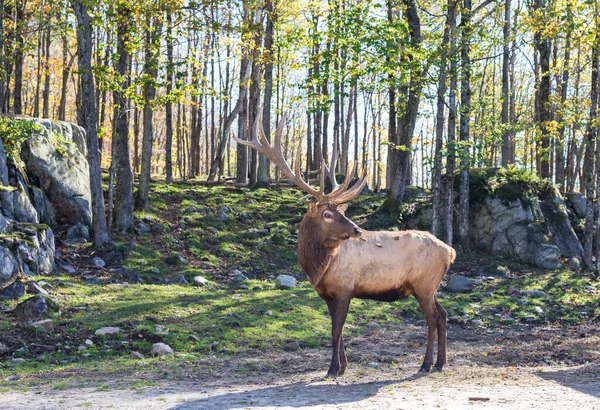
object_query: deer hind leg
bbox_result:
[433,297,448,370]
[415,295,439,372]
[326,296,351,378]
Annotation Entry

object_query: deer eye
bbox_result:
[323,211,333,219]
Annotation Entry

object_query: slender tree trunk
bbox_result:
[114,5,134,232]
[136,15,161,210]
[584,27,599,270]
[13,0,25,115]
[501,0,512,166]
[445,0,458,245]
[555,7,572,188]
[257,0,275,185]
[71,0,111,247]
[458,0,472,244]
[42,25,51,118]
[431,0,453,236]
[165,12,174,184]
[248,8,264,186]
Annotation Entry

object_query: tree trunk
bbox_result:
[42,25,51,118]
[13,0,25,115]
[165,11,174,183]
[114,5,134,233]
[458,0,472,245]
[445,0,458,246]
[500,0,512,166]
[431,0,453,236]
[248,8,264,187]
[136,14,162,211]
[257,0,275,186]
[71,0,111,247]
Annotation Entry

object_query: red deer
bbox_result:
[234,115,456,377]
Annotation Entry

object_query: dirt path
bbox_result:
[2,323,599,410]
[1,363,599,410]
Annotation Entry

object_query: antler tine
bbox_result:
[294,142,323,201]
[332,170,368,204]
[273,112,287,152]
[322,140,340,192]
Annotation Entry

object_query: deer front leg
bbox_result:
[326,296,351,378]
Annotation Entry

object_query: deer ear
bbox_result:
[307,202,319,217]
[337,204,348,213]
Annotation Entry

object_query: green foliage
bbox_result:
[465,166,554,206]
[0,117,40,168]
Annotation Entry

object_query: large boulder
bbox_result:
[20,120,92,228]
[0,246,19,288]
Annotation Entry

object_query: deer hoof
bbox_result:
[419,364,432,373]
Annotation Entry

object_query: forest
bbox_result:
[0,0,599,408]
[0,0,598,248]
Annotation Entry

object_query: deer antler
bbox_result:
[232,113,368,204]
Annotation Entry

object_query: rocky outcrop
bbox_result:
[20,119,92,227]
[403,170,583,269]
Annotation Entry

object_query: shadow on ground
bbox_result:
[172,374,427,410]
[538,362,600,399]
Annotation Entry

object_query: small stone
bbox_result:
[234,273,249,282]
[78,345,86,351]
[155,325,169,335]
[131,351,145,360]
[448,316,461,324]
[241,211,250,219]
[0,281,26,300]
[445,275,472,293]
[264,310,273,316]
[367,362,379,368]
[0,343,10,354]
[522,290,547,298]
[85,339,94,346]
[27,282,48,296]
[95,327,121,336]
[30,319,54,333]
[193,276,208,286]
[471,319,484,326]
[11,358,26,363]
[92,257,105,268]
[239,284,249,290]
[507,288,521,297]
[6,375,21,381]
[283,341,300,352]
[165,255,188,266]
[14,295,50,322]
[168,274,188,285]
[565,257,581,271]
[57,260,76,274]
[150,267,160,274]
[150,342,173,357]
[65,223,90,244]
[275,274,297,289]
[533,306,544,314]
[524,315,537,323]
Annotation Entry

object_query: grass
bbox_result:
[0,181,598,387]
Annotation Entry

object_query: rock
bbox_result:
[14,295,49,322]
[275,274,297,289]
[566,191,586,218]
[240,211,250,219]
[165,254,188,266]
[367,362,379,368]
[539,188,584,259]
[85,339,94,346]
[27,282,48,296]
[30,186,56,226]
[565,257,581,271]
[0,214,8,234]
[95,327,121,336]
[193,276,208,286]
[133,220,151,236]
[507,288,521,297]
[30,319,54,333]
[21,121,92,227]
[128,273,145,284]
[232,270,249,281]
[283,341,300,352]
[0,246,18,286]
[168,274,188,285]
[522,290,547,298]
[150,342,173,357]
[445,275,472,293]
[12,191,39,223]
[0,281,26,300]
[0,137,8,186]
[151,223,168,234]
[448,316,461,324]
[471,319,484,326]
[92,257,105,268]
[217,210,229,221]
[264,310,273,316]
[476,264,510,278]
[0,343,10,354]
[533,306,544,314]
[65,223,90,244]
[131,351,145,360]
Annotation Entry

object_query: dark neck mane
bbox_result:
[297,216,338,287]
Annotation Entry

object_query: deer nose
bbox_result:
[354,227,363,237]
